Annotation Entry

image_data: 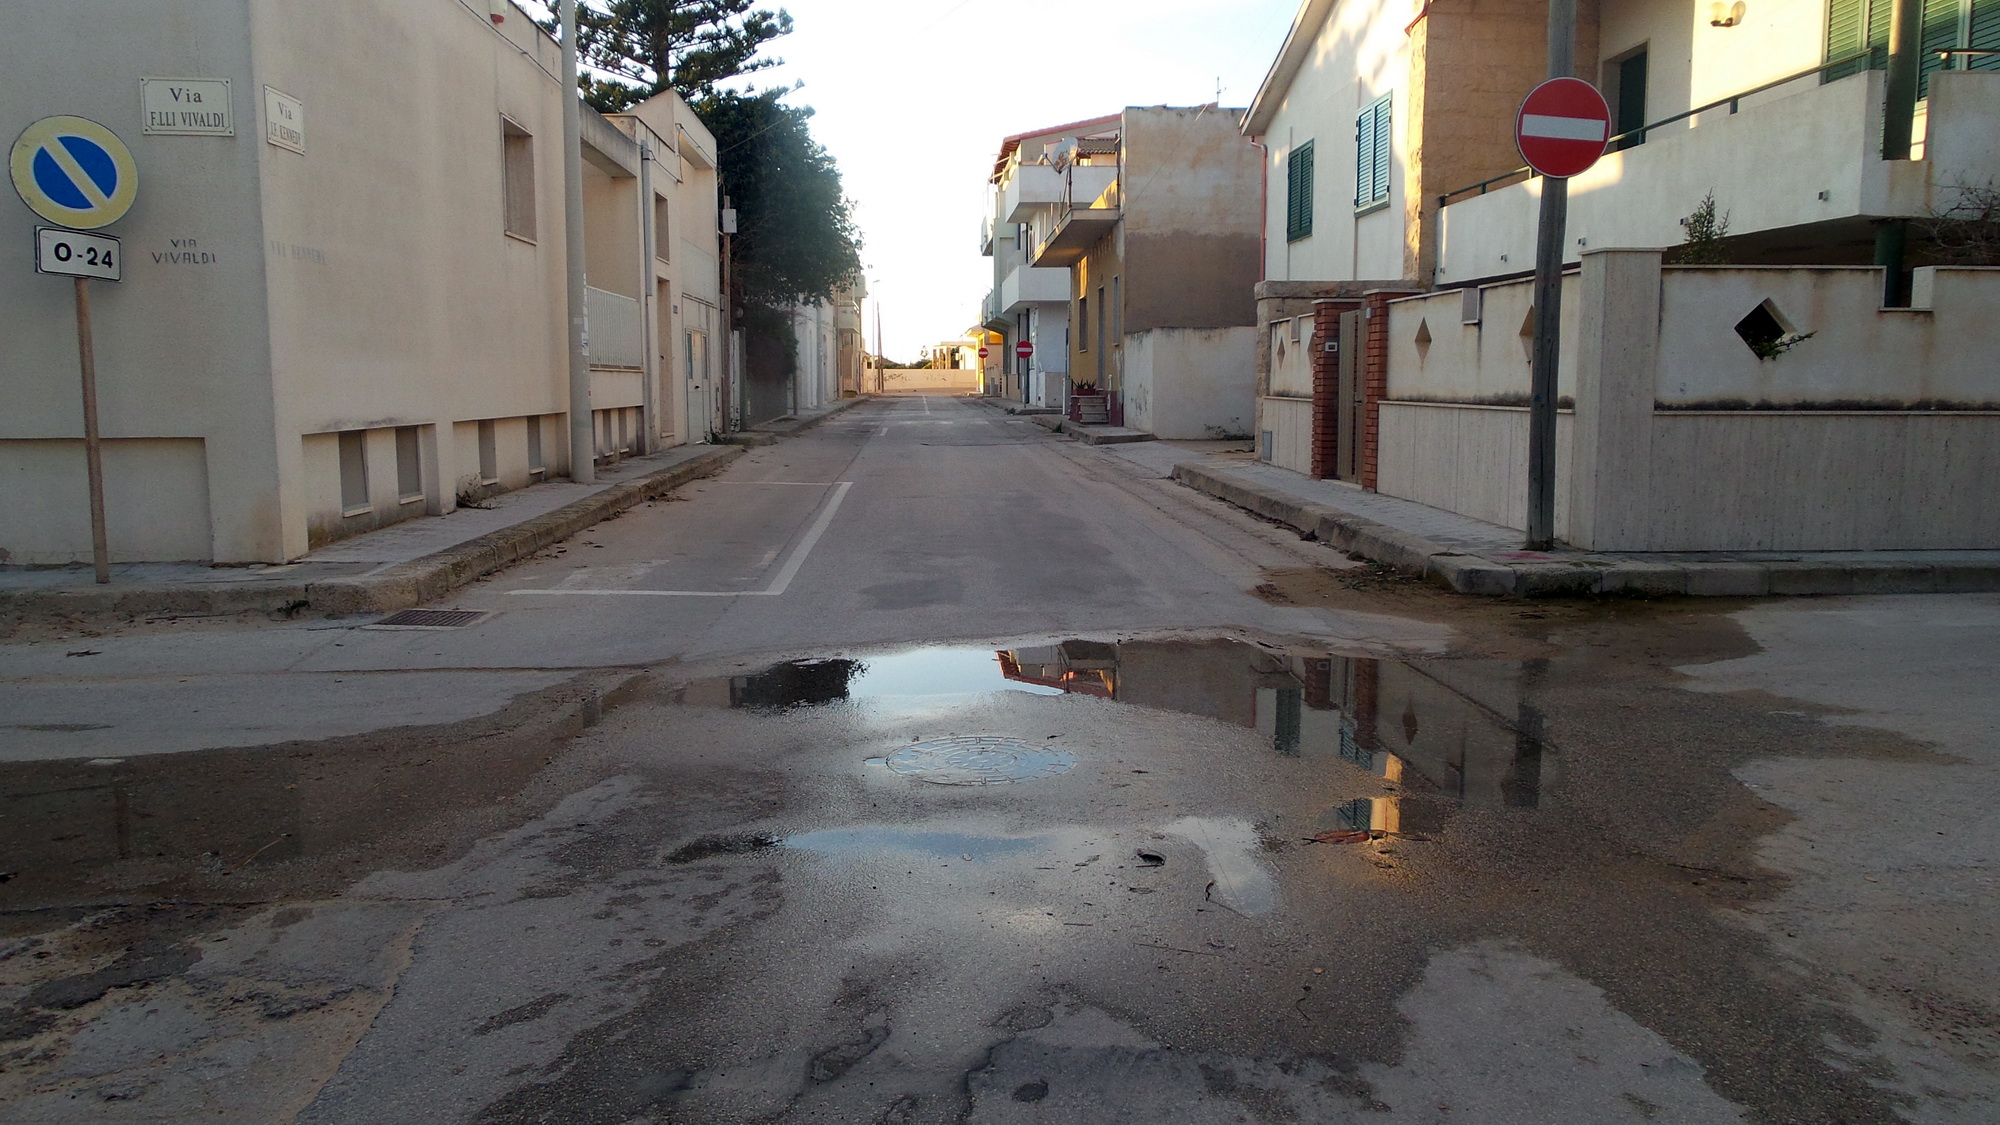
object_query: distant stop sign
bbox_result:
[1515,77,1611,178]
[977,347,989,358]
[1015,341,1033,359]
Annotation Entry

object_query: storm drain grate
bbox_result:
[883,735,1077,786]
[365,609,490,629]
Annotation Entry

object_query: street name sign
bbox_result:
[141,78,233,136]
[1515,77,1611,179]
[9,116,139,229]
[36,227,121,281]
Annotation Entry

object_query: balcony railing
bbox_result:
[1438,50,1874,209]
[585,286,642,368]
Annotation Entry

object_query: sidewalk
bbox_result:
[1073,432,2000,598]
[0,396,870,625]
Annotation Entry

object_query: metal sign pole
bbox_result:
[1526,0,1577,551]
[73,277,111,583]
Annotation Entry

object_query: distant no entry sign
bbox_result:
[1515,77,1610,179]
[977,347,990,358]
[1015,341,1033,359]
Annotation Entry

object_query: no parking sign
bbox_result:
[10,116,138,229]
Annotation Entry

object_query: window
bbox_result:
[653,195,670,261]
[1096,284,1107,357]
[1286,141,1314,241]
[1111,276,1121,343]
[395,426,423,503]
[1827,1,2000,89]
[1078,294,1089,351]
[1608,48,1649,150]
[1354,95,1392,212]
[338,430,369,514]
[526,416,545,476]
[477,419,497,482]
[501,117,536,240]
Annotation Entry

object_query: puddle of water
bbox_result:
[696,640,1551,816]
[684,649,1061,712]
[784,826,1049,861]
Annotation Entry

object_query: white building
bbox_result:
[1240,0,2000,550]
[0,0,723,565]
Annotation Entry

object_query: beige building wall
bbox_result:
[249,0,573,551]
[0,0,276,564]
[0,0,720,565]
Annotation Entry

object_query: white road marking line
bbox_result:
[923,397,932,415]
[507,481,853,599]
[760,480,851,595]
[705,480,843,486]
[1519,113,1607,142]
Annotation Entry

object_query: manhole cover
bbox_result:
[882,736,1077,786]
[365,609,490,629]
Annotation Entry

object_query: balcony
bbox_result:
[1001,164,1062,222]
[1435,69,2000,283]
[1029,205,1120,268]
[999,260,1069,313]
[980,288,1006,331]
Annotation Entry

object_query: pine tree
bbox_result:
[568,0,793,112]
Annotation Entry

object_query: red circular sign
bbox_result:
[1515,77,1611,179]
[977,347,989,358]
[1015,341,1034,358]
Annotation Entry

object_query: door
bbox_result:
[1336,309,1363,482]
[684,327,712,441]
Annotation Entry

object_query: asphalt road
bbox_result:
[2,394,1996,1124]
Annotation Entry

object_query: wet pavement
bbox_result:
[6,621,1994,1123]
[2,398,1996,1123]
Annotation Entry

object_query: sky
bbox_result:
[737,0,1305,360]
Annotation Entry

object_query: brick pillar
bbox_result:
[1359,290,1405,491]
[1309,303,1339,478]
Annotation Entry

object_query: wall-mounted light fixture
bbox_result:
[1710,2,1746,27]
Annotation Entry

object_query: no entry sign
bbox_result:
[977,347,989,358]
[1015,341,1033,359]
[1515,77,1610,179]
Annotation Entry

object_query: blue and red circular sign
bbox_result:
[1515,78,1611,179]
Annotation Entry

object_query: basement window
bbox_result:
[395,426,424,503]
[338,430,370,515]
[477,419,498,483]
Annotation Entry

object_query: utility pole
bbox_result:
[718,197,736,434]
[1876,0,1921,306]
[874,297,886,395]
[560,0,594,483]
[1525,0,1576,550]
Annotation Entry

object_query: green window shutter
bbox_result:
[1354,95,1390,210]
[1354,108,1375,206]
[1826,0,1866,80]
[1972,0,2000,69]
[1286,141,1314,242]
[1371,95,1392,204]
[1919,0,1963,96]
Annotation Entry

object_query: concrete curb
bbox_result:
[723,394,873,446]
[2,446,743,623]
[1170,462,2000,598]
[1009,410,1156,445]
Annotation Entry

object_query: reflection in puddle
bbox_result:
[700,639,1552,819]
[681,648,1063,711]
[1161,816,1276,916]
[785,826,1048,861]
